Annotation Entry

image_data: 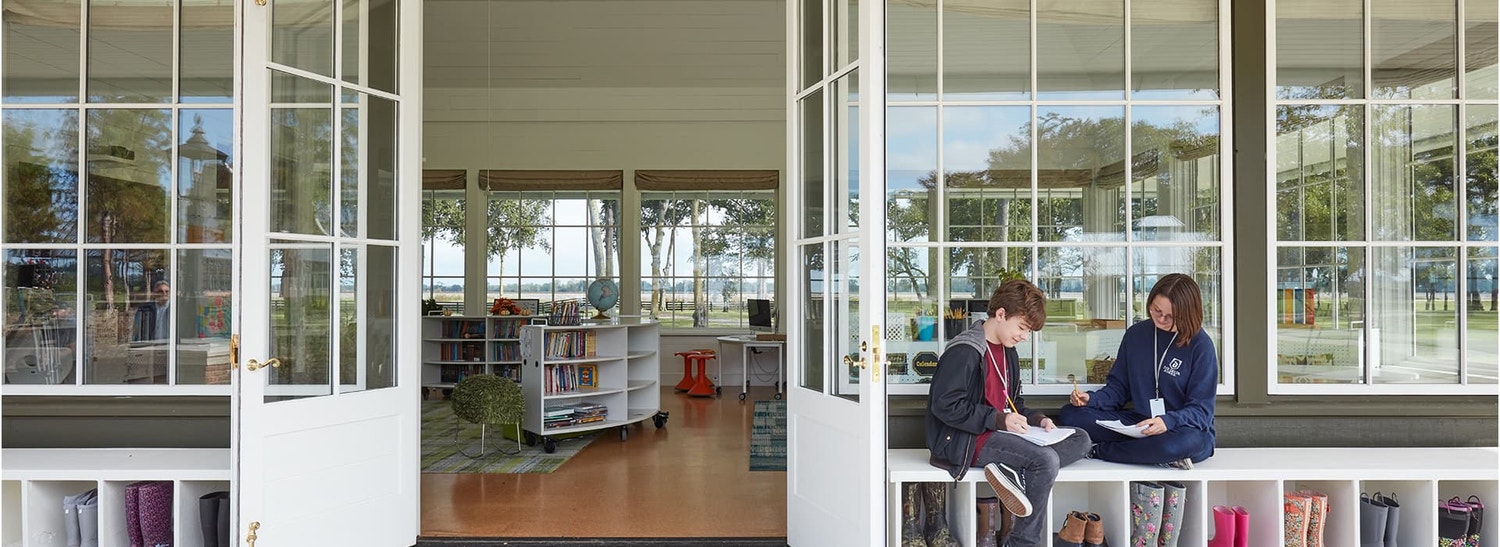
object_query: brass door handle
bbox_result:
[842,340,870,369]
[246,521,260,546]
[246,358,281,371]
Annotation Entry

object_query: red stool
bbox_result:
[674,350,704,391]
[687,350,717,397]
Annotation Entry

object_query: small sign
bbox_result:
[913,351,940,377]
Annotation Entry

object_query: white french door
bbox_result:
[234,0,422,543]
[785,0,888,545]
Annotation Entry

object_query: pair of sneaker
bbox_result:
[983,462,1032,518]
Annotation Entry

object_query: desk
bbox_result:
[716,335,785,400]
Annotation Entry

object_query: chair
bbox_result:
[450,374,525,457]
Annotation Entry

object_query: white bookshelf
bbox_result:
[518,316,663,453]
[420,314,536,396]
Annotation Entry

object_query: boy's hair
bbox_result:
[987,279,1046,331]
[1148,273,1204,347]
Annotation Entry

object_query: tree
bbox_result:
[641,198,695,316]
[421,196,553,278]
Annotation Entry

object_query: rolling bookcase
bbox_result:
[518,316,664,453]
[420,314,534,397]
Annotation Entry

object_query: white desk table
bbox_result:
[716,335,785,400]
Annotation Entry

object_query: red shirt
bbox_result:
[973,341,1010,464]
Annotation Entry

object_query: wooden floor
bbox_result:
[420,386,788,538]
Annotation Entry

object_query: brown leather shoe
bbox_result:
[1084,512,1108,547]
[1055,511,1087,546]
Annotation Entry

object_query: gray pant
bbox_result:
[973,426,1092,547]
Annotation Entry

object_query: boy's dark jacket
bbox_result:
[924,321,1047,480]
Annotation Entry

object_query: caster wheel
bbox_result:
[715,386,722,395]
[774,392,782,400]
[619,427,629,441]
[524,431,538,446]
[653,414,667,428]
[738,392,747,401]
[542,438,557,453]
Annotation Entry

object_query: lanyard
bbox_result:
[986,346,1020,414]
[1152,329,1171,398]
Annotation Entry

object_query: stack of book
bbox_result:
[541,401,608,429]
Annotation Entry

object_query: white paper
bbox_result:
[999,427,1076,447]
[1096,419,1150,439]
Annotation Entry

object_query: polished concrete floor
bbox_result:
[420,386,787,539]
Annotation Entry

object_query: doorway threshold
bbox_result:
[417,538,788,547]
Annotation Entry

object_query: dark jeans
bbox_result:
[972,426,1092,547]
[1056,405,1215,465]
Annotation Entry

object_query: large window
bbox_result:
[883,0,1227,394]
[420,186,466,307]
[640,190,777,329]
[1272,0,1498,391]
[485,190,621,313]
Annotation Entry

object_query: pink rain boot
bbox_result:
[1209,505,1237,547]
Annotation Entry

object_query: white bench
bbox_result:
[887,447,1498,547]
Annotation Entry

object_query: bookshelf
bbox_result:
[519,317,663,453]
[421,315,536,396]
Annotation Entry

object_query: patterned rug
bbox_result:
[749,400,787,471]
[421,400,597,473]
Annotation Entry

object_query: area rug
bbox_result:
[749,400,787,471]
[422,400,597,473]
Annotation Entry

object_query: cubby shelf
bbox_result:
[420,315,537,391]
[518,317,662,452]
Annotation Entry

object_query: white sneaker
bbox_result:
[983,462,1033,518]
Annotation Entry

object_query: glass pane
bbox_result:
[943,0,1029,100]
[1468,246,1498,383]
[1371,246,1459,384]
[1132,105,1222,241]
[834,0,858,68]
[1038,106,1125,241]
[1132,0,1218,99]
[1275,246,1366,384]
[365,95,398,240]
[801,89,825,237]
[1038,245,1127,384]
[837,71,860,234]
[84,248,170,385]
[800,0,822,89]
[3,109,79,243]
[1276,0,1364,100]
[181,0,234,103]
[273,0,335,77]
[178,110,234,243]
[1371,105,1457,241]
[268,241,334,400]
[1131,245,1223,349]
[1275,105,1366,241]
[887,0,937,101]
[1038,0,1124,100]
[2,2,80,103]
[1466,0,1499,99]
[1469,105,1498,241]
[176,248,232,384]
[87,0,171,103]
[3,250,79,385]
[887,106,936,243]
[86,109,172,244]
[1372,0,1456,99]
[339,248,356,390]
[799,243,825,391]
[270,73,334,236]
[340,106,359,238]
[365,245,397,389]
[944,106,1032,242]
[345,0,399,93]
[832,239,859,397]
[947,246,1031,312]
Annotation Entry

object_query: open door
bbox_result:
[234,0,422,543]
[786,0,888,545]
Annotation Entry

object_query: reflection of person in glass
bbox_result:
[133,280,172,341]
[1058,273,1217,470]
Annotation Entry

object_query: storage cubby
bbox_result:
[4,480,22,546]
[1285,479,1358,547]
[1438,479,1497,547]
[1361,479,1436,546]
[1206,480,1281,545]
[518,317,661,452]
[175,480,231,547]
[421,315,535,396]
[1050,480,1128,542]
[26,480,97,546]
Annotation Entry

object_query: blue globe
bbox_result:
[586,279,619,318]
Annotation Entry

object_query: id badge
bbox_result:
[1148,397,1166,417]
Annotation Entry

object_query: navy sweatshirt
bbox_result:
[1087,320,1218,436]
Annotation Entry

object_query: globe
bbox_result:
[586,278,620,319]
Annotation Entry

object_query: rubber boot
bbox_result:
[1055,510,1087,547]
[1209,505,1237,547]
[1440,498,1471,547]
[1083,512,1108,547]
[1360,494,1388,547]
[976,497,999,547]
[900,483,927,547]
[1300,490,1328,547]
[125,482,143,547]
[63,491,84,547]
[921,483,960,547]
[1463,495,1484,547]
[78,498,99,547]
[200,491,226,547]
[1377,492,1400,547]
[1232,506,1250,547]
[1159,481,1186,547]
[1131,481,1165,546]
[1285,492,1310,547]
[996,502,1014,545]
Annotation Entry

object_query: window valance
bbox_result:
[422,169,467,190]
[634,170,779,191]
[479,170,624,191]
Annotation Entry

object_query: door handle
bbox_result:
[246,358,281,371]
[842,340,869,369]
[246,521,260,546]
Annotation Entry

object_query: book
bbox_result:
[1095,419,1150,439]
[576,364,598,388]
[999,427,1077,446]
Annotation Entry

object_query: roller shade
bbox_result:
[479,170,624,191]
[634,170,779,191]
[422,169,467,190]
